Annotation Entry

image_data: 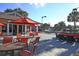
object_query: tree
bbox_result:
[58,21,66,27]
[4,9,13,12]
[4,8,28,17]
[41,23,50,31]
[67,25,72,29]
[67,8,79,30]
[54,24,58,28]
[53,21,66,31]
[13,8,28,17]
[67,25,73,33]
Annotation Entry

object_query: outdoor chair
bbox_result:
[17,33,21,38]
[16,33,28,47]
[28,42,36,53]
[29,31,34,37]
[0,32,3,36]
[16,33,22,42]
[34,37,40,43]
[20,42,36,56]
[3,36,13,44]
[19,38,28,43]
[30,37,40,47]
[20,38,28,47]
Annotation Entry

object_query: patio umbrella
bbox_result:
[26,17,39,26]
[10,18,28,24]
[0,23,5,35]
[25,17,40,32]
[10,17,38,25]
[9,17,39,34]
[0,23,5,27]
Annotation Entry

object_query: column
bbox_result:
[12,24,13,35]
[22,25,24,34]
[7,23,9,35]
[36,26,38,32]
[17,25,19,34]
[25,25,27,34]
[30,26,32,31]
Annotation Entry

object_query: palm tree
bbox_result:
[67,8,79,31]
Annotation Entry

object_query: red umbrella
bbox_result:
[0,23,5,27]
[26,17,39,26]
[9,17,40,34]
[0,23,5,35]
[10,17,39,26]
[10,17,28,24]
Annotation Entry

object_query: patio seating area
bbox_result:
[0,22,40,56]
[0,14,41,56]
[0,32,40,56]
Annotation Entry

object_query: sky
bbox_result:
[0,3,79,26]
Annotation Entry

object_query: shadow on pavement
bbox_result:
[34,37,79,56]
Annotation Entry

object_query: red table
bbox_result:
[0,42,25,56]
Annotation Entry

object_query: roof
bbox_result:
[25,17,41,24]
[0,12,21,20]
[10,17,41,26]
[0,12,41,24]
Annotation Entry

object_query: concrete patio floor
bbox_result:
[33,32,79,56]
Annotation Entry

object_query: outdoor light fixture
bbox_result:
[41,16,47,24]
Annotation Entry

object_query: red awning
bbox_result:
[10,17,29,24]
[0,23,5,26]
[26,17,39,26]
[10,17,39,26]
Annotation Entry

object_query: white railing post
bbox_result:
[7,23,9,35]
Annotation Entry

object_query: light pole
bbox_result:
[41,16,47,24]
[41,16,47,31]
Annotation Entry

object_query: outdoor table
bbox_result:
[14,36,35,43]
[0,42,25,56]
[22,36,34,38]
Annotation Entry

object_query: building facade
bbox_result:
[0,12,40,35]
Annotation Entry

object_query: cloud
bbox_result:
[15,3,22,7]
[30,3,46,8]
[29,0,47,8]
[15,1,46,8]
